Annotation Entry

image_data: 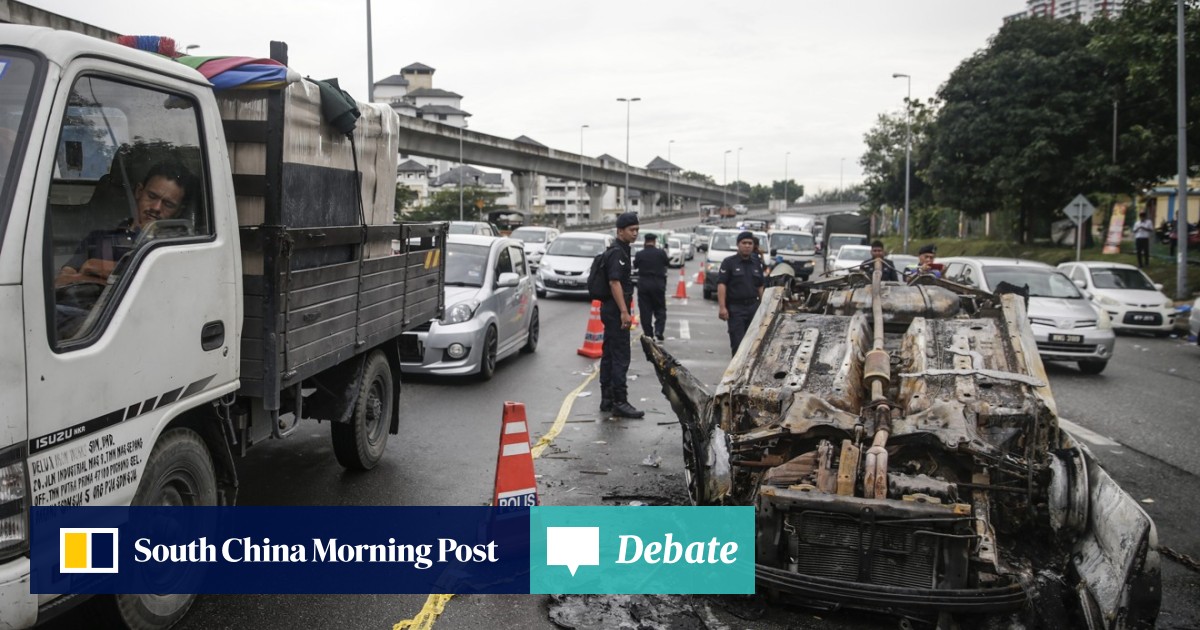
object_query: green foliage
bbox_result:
[680,170,716,186]
[860,98,938,216]
[927,16,1111,242]
[394,185,419,221]
[404,187,505,222]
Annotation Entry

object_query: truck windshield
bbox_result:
[771,233,813,251]
[0,49,44,251]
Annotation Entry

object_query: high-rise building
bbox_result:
[1005,0,1125,24]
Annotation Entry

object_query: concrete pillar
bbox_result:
[682,198,701,218]
[587,183,607,223]
[642,192,660,218]
[511,172,535,214]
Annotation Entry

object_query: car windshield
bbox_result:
[511,228,547,243]
[0,49,43,252]
[985,267,1083,298]
[444,243,490,287]
[837,246,871,262]
[676,233,693,244]
[546,237,606,257]
[771,233,814,251]
[1090,268,1155,291]
[828,235,867,253]
[709,231,739,251]
[448,223,476,235]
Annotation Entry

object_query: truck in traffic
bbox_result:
[0,25,445,629]
[820,212,870,270]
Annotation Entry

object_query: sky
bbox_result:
[29,0,1027,195]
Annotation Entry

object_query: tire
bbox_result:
[478,325,499,380]
[104,429,216,630]
[703,288,713,300]
[331,351,392,470]
[536,289,547,298]
[1078,360,1108,375]
[521,308,539,354]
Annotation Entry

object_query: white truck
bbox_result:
[0,25,446,628]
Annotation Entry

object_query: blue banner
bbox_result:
[32,506,530,594]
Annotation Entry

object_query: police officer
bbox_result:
[717,231,765,355]
[599,212,645,419]
[633,232,670,342]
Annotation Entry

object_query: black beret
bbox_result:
[616,212,640,229]
[918,244,937,255]
[643,233,657,241]
[737,231,755,243]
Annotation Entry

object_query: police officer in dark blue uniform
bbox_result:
[599,212,645,418]
[633,232,670,342]
[717,231,765,355]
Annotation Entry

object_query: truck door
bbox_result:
[22,62,239,507]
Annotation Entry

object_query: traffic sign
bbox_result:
[1063,194,1096,225]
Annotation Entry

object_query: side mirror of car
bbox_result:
[1073,279,1087,289]
[496,272,520,288]
[1154,283,1164,291]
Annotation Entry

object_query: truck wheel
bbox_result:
[478,325,499,380]
[106,428,216,630]
[521,308,539,354]
[1078,360,1107,375]
[331,351,392,470]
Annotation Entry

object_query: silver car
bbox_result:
[510,226,559,272]
[941,257,1115,374]
[400,235,538,379]
[537,232,615,297]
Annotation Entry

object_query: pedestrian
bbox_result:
[633,232,669,342]
[1133,212,1154,268]
[599,212,645,419]
[717,231,765,355]
[859,240,898,281]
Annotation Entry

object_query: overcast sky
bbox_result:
[31,0,1026,194]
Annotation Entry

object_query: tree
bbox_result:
[394,185,419,221]
[681,171,716,186]
[927,16,1112,243]
[860,98,938,217]
[405,187,505,222]
[1089,0,1200,191]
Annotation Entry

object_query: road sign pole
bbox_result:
[1076,202,1083,262]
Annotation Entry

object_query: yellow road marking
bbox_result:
[390,364,598,628]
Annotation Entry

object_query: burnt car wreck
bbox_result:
[643,262,1160,629]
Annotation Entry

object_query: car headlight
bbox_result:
[1096,309,1113,330]
[706,262,720,274]
[442,300,480,325]
[1163,299,1175,309]
[1094,294,1121,307]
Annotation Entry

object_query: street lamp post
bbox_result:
[892,72,912,254]
[723,150,732,209]
[579,124,588,223]
[365,0,374,103]
[736,147,743,205]
[784,152,790,211]
[839,157,845,201]
[617,97,641,212]
[667,139,675,215]
[458,126,464,221]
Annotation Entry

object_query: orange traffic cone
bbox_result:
[493,401,538,508]
[630,295,639,329]
[673,266,688,299]
[577,300,604,358]
[695,263,706,285]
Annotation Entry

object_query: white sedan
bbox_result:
[1057,261,1177,334]
[828,244,872,276]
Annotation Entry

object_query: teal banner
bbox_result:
[529,506,754,594]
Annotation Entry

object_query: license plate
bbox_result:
[560,278,578,287]
[1131,314,1154,322]
[1049,334,1083,343]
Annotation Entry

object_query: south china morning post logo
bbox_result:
[530,506,754,594]
[60,528,120,574]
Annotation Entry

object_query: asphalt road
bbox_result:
[45,229,1200,629]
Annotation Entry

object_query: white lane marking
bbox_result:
[1059,418,1120,447]
[680,319,691,340]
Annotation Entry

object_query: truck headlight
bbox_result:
[0,444,29,562]
[706,262,720,274]
[443,300,480,325]
[1163,300,1176,309]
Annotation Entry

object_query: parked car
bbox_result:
[890,254,919,272]
[703,228,767,299]
[448,220,500,236]
[733,204,748,215]
[1057,261,1177,335]
[673,232,696,260]
[828,244,872,276]
[692,224,716,251]
[510,225,559,271]
[941,257,1114,374]
[399,235,537,379]
[665,236,686,268]
[537,232,615,297]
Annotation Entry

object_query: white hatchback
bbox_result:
[1057,261,1176,334]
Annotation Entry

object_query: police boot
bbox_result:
[599,387,613,413]
[612,396,644,419]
